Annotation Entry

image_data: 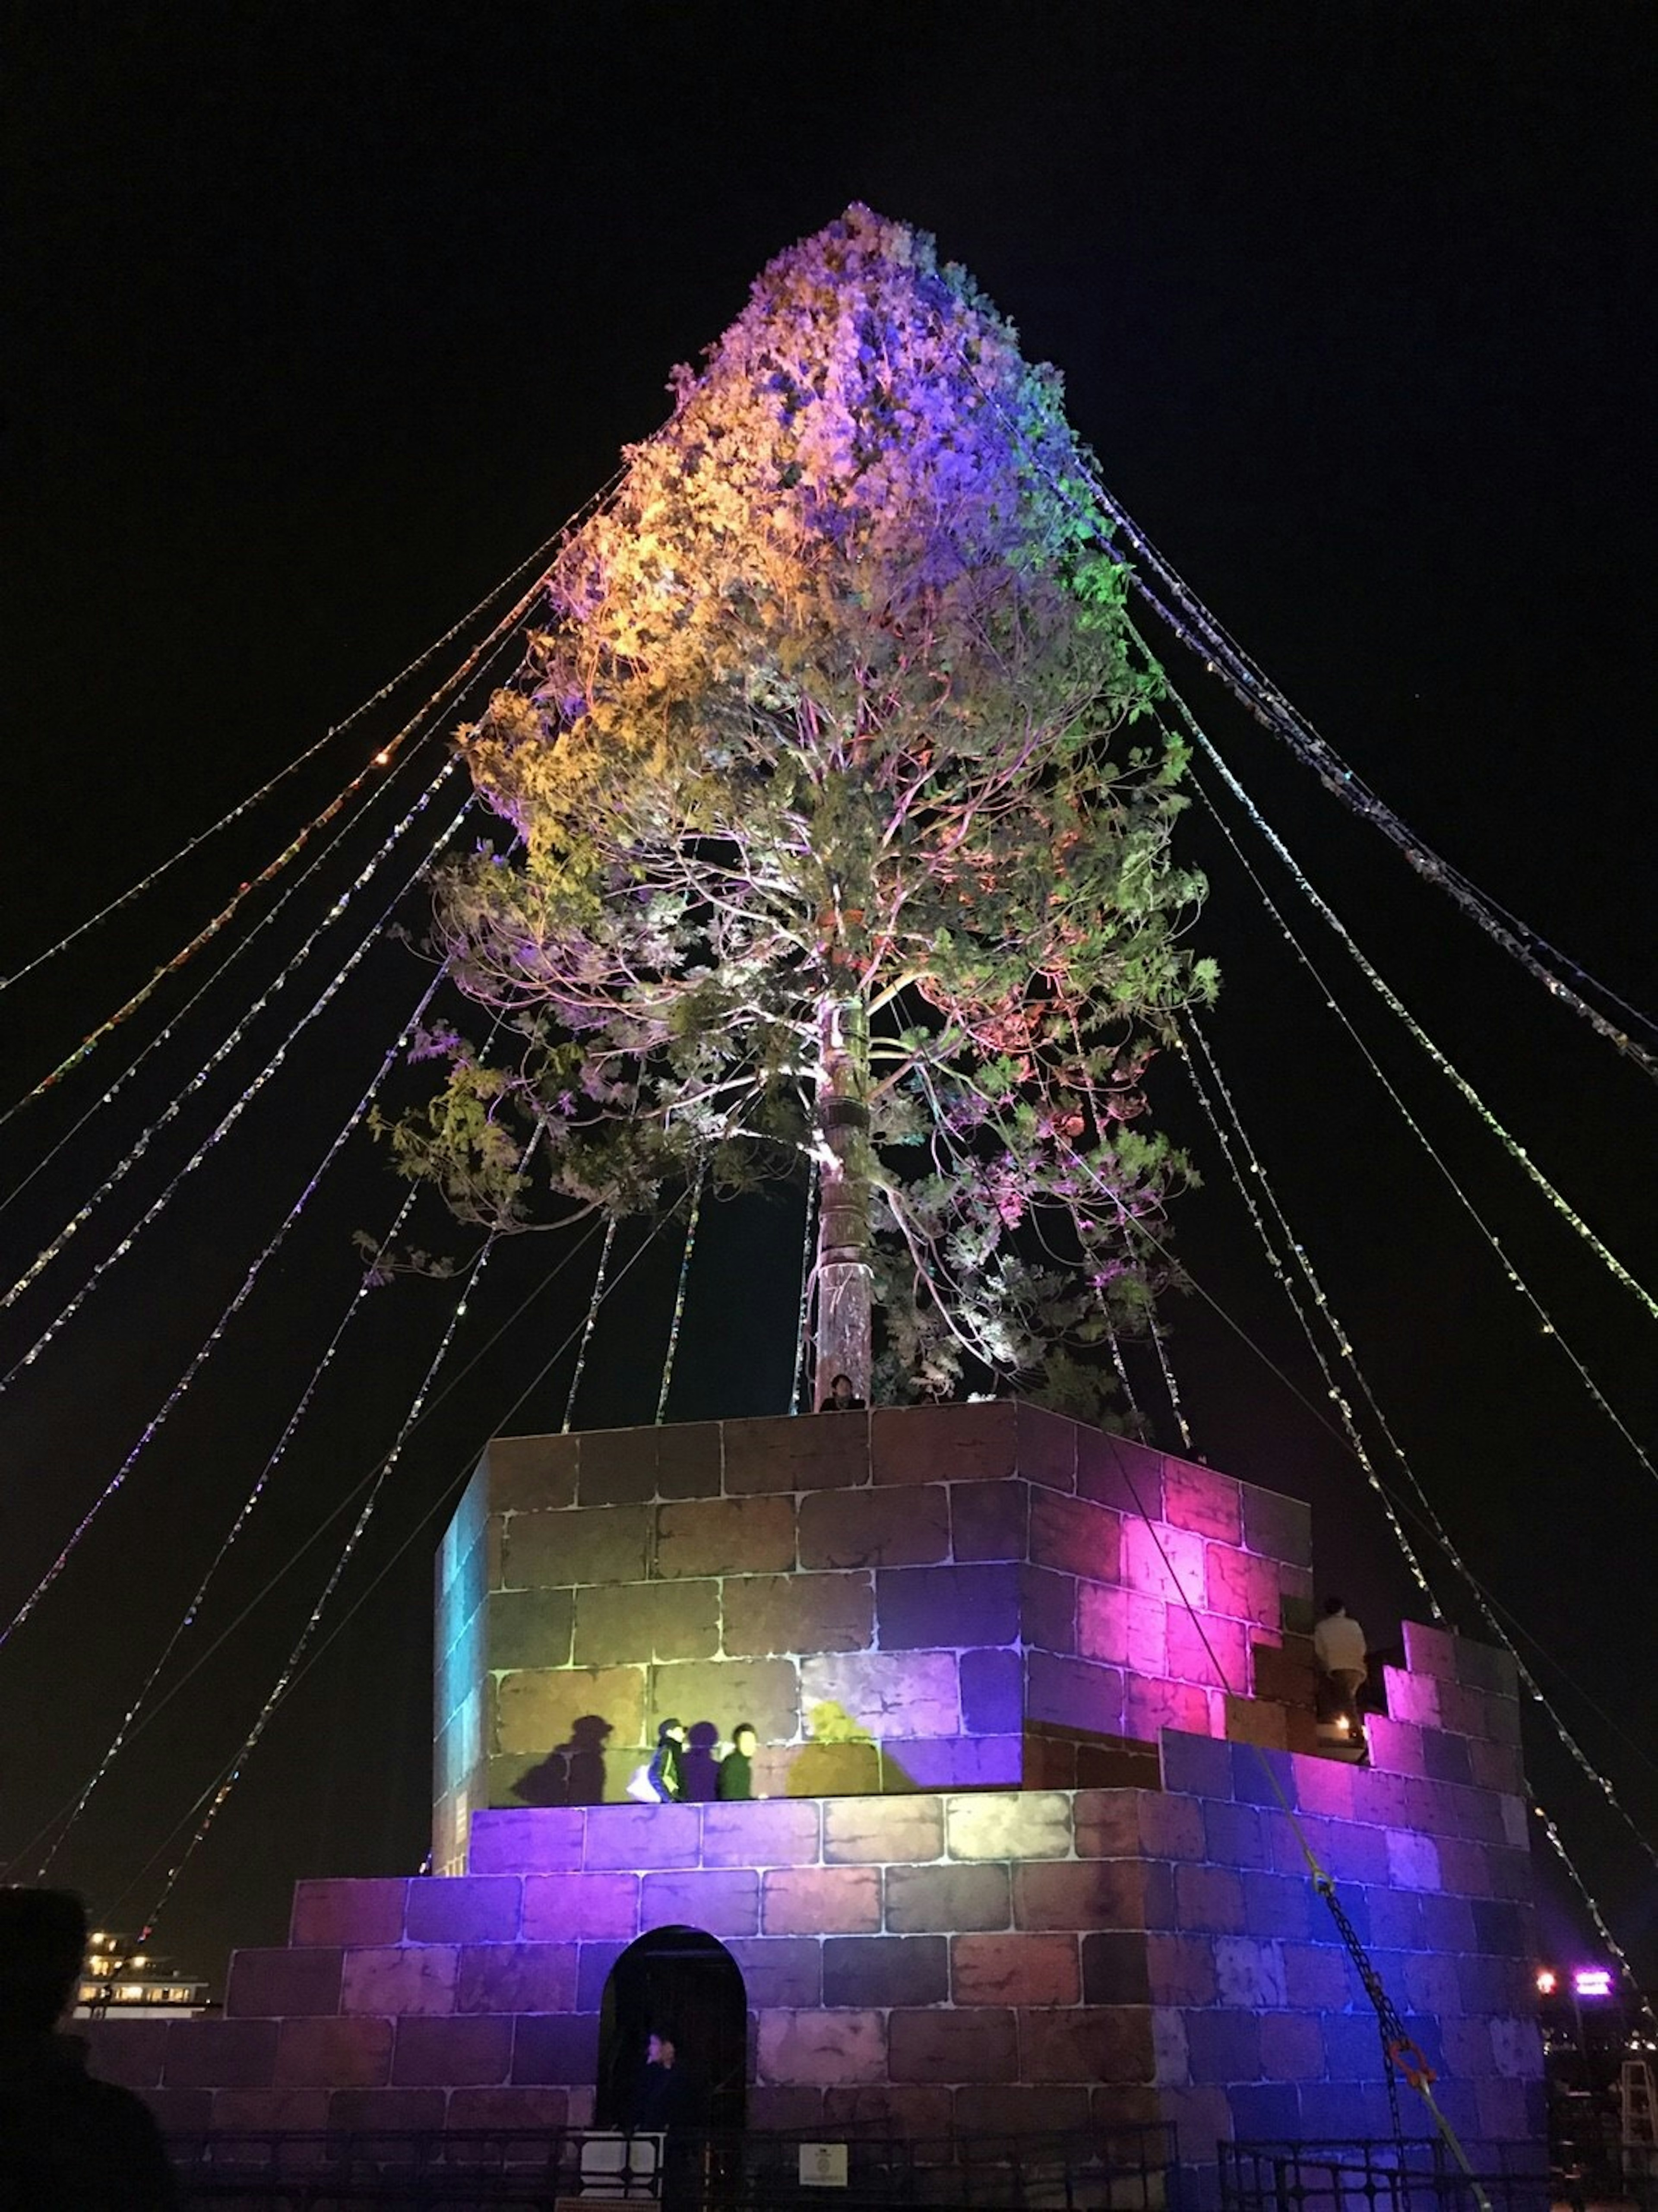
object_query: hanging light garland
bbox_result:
[654,1163,706,1425]
[0,960,453,1651]
[788,1173,819,1416]
[1,759,463,1318]
[561,1215,617,1434]
[139,1211,513,1933]
[1177,730,1656,1487]
[0,792,472,1396]
[1145,1306,1196,1455]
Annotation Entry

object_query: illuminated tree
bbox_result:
[391,206,1214,1410]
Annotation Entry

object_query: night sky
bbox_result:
[4,8,1655,1994]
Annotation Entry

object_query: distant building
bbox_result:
[72,1929,212,2018]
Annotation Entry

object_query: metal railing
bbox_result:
[1218,2137,1655,2212]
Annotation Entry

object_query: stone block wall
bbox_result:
[434,1404,1316,1873]
[87,1624,1543,2159]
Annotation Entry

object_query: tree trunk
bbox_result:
[813,994,873,1406]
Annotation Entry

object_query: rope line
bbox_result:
[0,793,473,1400]
[0,961,453,1653]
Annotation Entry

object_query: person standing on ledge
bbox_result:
[1313,1597,1370,1750]
[717,1722,763,1800]
[647,1718,687,1802]
[819,1372,865,1411]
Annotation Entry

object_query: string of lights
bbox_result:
[0,762,463,1326]
[0,488,620,1005]
[1082,476,1658,1084]
[0,794,473,1401]
[1102,1320,1145,1429]
[1177,1017,1443,1610]
[1144,1305,1196,1455]
[0,961,454,1653]
[140,1215,511,1932]
[1179,1016,1658,1875]
[1174,721,1658,1487]
[655,1164,706,1424]
[35,1171,430,1870]
[788,1175,819,1415]
[562,1215,617,1434]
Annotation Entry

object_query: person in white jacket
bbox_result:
[1312,1597,1369,1750]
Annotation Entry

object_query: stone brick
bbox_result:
[1158,1729,1232,1795]
[573,1941,628,2013]
[1020,1566,1076,1654]
[579,1802,698,1870]
[137,2087,215,2133]
[456,1942,578,2014]
[1242,1871,1312,1940]
[1014,1860,1148,1931]
[946,1790,1070,1862]
[340,1945,457,2016]
[493,1666,645,1759]
[488,1434,579,1513]
[700,1798,821,1867]
[291,1879,409,1948]
[274,2016,394,2089]
[1456,1636,1519,1699]
[640,1869,760,1937]
[83,2018,169,2087]
[956,1931,1081,2005]
[1119,1517,1206,1607]
[966,2084,1092,2134]
[521,1872,639,1940]
[576,1427,661,1507]
[467,1807,585,1875]
[1185,2006,1262,2085]
[886,1863,1011,1933]
[798,1485,950,1569]
[1076,1432,1163,1518]
[889,2006,1017,2082]
[326,2086,446,2131]
[1386,1830,1441,1891]
[511,2014,599,2085]
[1167,1606,1249,1691]
[1401,1620,1460,1681]
[225,1947,343,2019]
[1224,1693,1288,1749]
[655,1495,795,1578]
[447,2087,570,2131]
[1010,1401,1076,1490]
[959,1646,1023,1734]
[725,1937,823,2008]
[1213,1935,1286,2006]
[823,1934,948,2008]
[1021,2006,1154,2085]
[1162,1461,1242,1544]
[1259,2012,1325,2082]
[900,1737,1023,1791]
[649,1657,799,1745]
[403,1876,521,1946]
[802,1651,959,1740]
[823,2084,954,2134]
[1133,1792,1205,1860]
[762,1866,882,1935]
[724,1414,868,1496]
[504,1503,650,1588]
[1029,1490,1121,1581]
[1240,1483,1312,1566]
[209,2088,330,2131]
[872,1401,1017,1485]
[1146,1933,1217,2006]
[778,1739,886,1795]
[391,2016,513,2087]
[1076,1585,1167,1673]
[1281,1940,1354,2010]
[950,1479,1027,1561]
[758,2009,886,2085]
[875,1562,1020,1650]
[488,1588,575,1671]
[574,1579,720,1664]
[823,1794,944,1864]
[1172,1864,1246,1933]
[1025,1651,1122,1736]
[1123,1676,1212,1743]
[652,1421,722,1500]
[721,1571,872,1657]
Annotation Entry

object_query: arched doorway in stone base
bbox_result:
[596,1926,747,2134]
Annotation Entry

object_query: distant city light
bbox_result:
[1574,1967,1614,1999]
[1535,1968,1557,1995]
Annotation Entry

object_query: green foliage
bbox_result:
[396,207,1216,1406]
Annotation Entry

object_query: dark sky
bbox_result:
[4,7,1655,1993]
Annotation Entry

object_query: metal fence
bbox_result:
[1218,2136,1655,2212]
[168,2119,1177,2210]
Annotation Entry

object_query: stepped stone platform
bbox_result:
[81,1404,1546,2162]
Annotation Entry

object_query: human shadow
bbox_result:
[509,1714,614,1806]
[681,1720,721,1802]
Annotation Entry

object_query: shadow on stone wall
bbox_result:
[508,1714,613,1806]
[782,1701,916,1796]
